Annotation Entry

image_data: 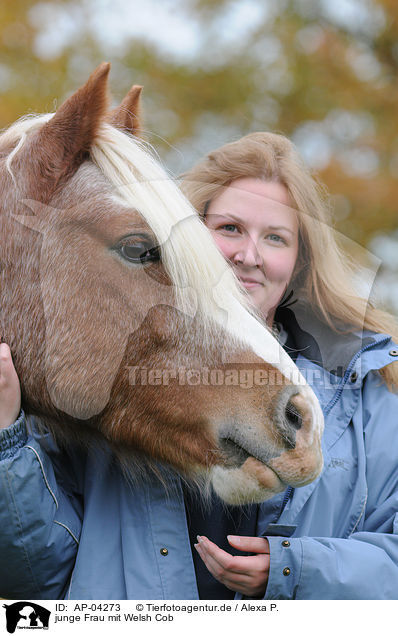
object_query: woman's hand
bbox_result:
[0,342,21,430]
[194,534,270,598]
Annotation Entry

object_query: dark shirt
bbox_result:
[182,484,258,599]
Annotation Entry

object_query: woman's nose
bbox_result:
[233,237,262,267]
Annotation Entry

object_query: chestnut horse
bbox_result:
[0,64,323,504]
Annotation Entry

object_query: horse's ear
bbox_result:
[107,85,143,136]
[29,63,111,197]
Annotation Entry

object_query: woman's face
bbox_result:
[205,177,299,326]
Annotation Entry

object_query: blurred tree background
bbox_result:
[1,0,397,312]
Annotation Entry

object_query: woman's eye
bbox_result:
[118,240,160,264]
[267,234,286,244]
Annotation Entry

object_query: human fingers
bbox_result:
[0,342,21,430]
[195,535,246,573]
[0,342,14,377]
[195,545,252,585]
[227,535,270,554]
[0,343,19,384]
[195,535,267,574]
[194,536,269,596]
[195,536,241,575]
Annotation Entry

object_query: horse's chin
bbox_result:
[210,457,286,506]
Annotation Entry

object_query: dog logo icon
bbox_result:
[3,602,50,633]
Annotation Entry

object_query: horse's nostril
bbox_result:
[285,399,303,430]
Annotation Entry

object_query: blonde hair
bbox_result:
[181,132,398,390]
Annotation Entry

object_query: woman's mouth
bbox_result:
[237,277,264,289]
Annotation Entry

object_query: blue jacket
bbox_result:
[1,317,398,599]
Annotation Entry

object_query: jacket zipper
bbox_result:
[279,336,391,515]
[323,335,390,416]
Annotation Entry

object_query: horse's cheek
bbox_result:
[35,249,127,419]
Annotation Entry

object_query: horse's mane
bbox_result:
[2,114,274,357]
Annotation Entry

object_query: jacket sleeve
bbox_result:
[264,370,398,600]
[0,412,83,599]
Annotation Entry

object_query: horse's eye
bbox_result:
[118,239,160,264]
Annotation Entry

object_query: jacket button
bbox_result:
[349,371,358,383]
[283,567,291,576]
[282,540,290,547]
[160,548,168,556]
[389,349,398,357]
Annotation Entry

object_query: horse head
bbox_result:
[0,64,323,504]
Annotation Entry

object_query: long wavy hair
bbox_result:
[181,132,398,390]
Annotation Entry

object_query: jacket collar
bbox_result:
[275,302,386,380]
